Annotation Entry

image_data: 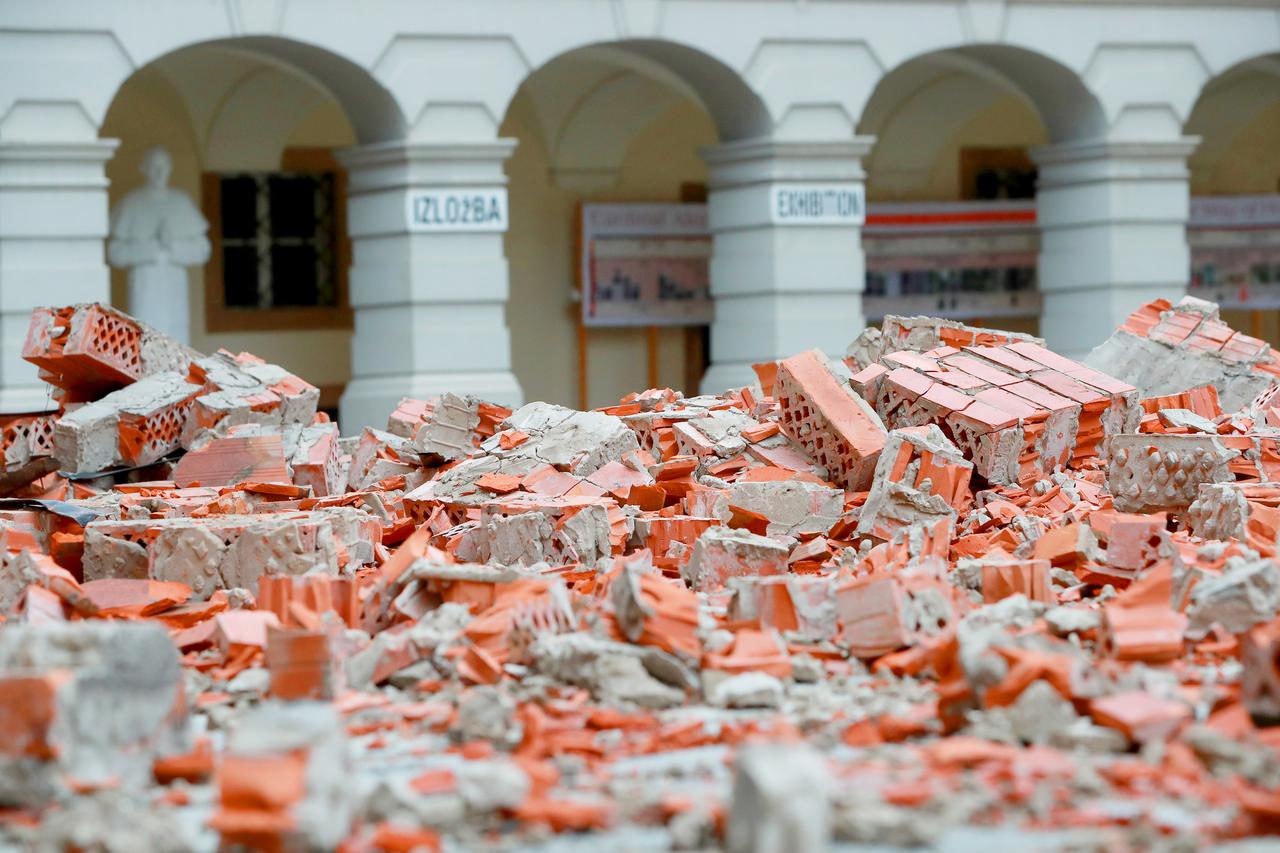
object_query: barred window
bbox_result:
[218,171,337,309]
[201,148,351,336]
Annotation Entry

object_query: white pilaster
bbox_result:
[1033,137,1200,359]
[0,140,119,413]
[337,140,524,431]
[699,137,874,395]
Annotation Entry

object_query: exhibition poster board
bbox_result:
[580,203,713,327]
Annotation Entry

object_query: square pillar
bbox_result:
[0,140,118,413]
[1033,137,1200,359]
[699,137,874,395]
[337,140,523,431]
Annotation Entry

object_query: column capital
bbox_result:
[1031,136,1201,187]
[700,135,875,188]
[337,139,518,169]
[0,139,120,190]
[0,138,120,158]
[337,139,518,192]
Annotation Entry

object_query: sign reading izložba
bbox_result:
[406,188,508,232]
[769,184,865,226]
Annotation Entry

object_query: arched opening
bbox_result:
[858,46,1107,341]
[99,37,406,415]
[1185,54,1280,346]
[500,41,770,408]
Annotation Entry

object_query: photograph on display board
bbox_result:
[580,204,714,327]
[587,239,712,326]
[1188,195,1280,309]
[861,200,1041,322]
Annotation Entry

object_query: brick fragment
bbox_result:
[682,527,787,592]
[1090,691,1190,742]
[774,349,886,490]
[266,627,336,700]
[1242,617,1280,725]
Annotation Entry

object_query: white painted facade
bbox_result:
[1,1,1279,428]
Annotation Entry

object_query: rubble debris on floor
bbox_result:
[2,299,1280,851]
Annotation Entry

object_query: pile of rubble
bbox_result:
[2,298,1280,851]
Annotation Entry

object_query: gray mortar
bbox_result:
[497,402,641,476]
[727,742,830,853]
[684,527,788,591]
[150,523,227,600]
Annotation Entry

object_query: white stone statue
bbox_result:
[107,146,210,344]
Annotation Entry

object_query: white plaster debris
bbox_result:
[226,702,354,850]
[710,672,784,709]
[81,512,377,598]
[408,392,480,463]
[715,479,843,537]
[683,526,788,591]
[726,743,830,853]
[1186,556,1280,636]
[858,425,971,538]
[0,621,187,803]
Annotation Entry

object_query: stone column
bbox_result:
[1033,137,1200,359]
[0,140,119,413]
[337,141,524,431]
[699,137,874,395]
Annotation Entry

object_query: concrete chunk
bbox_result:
[0,621,186,803]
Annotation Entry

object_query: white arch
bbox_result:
[134,36,406,145]
[1185,53,1280,194]
[510,41,734,192]
[866,70,1038,198]
[502,38,771,146]
[201,65,340,171]
[550,73,688,191]
[861,44,1107,144]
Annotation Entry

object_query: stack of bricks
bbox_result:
[183,350,320,441]
[1086,296,1280,413]
[387,393,511,460]
[1120,298,1280,375]
[850,338,1139,485]
[22,305,320,481]
[80,509,380,598]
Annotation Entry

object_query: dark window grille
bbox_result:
[218,172,337,309]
